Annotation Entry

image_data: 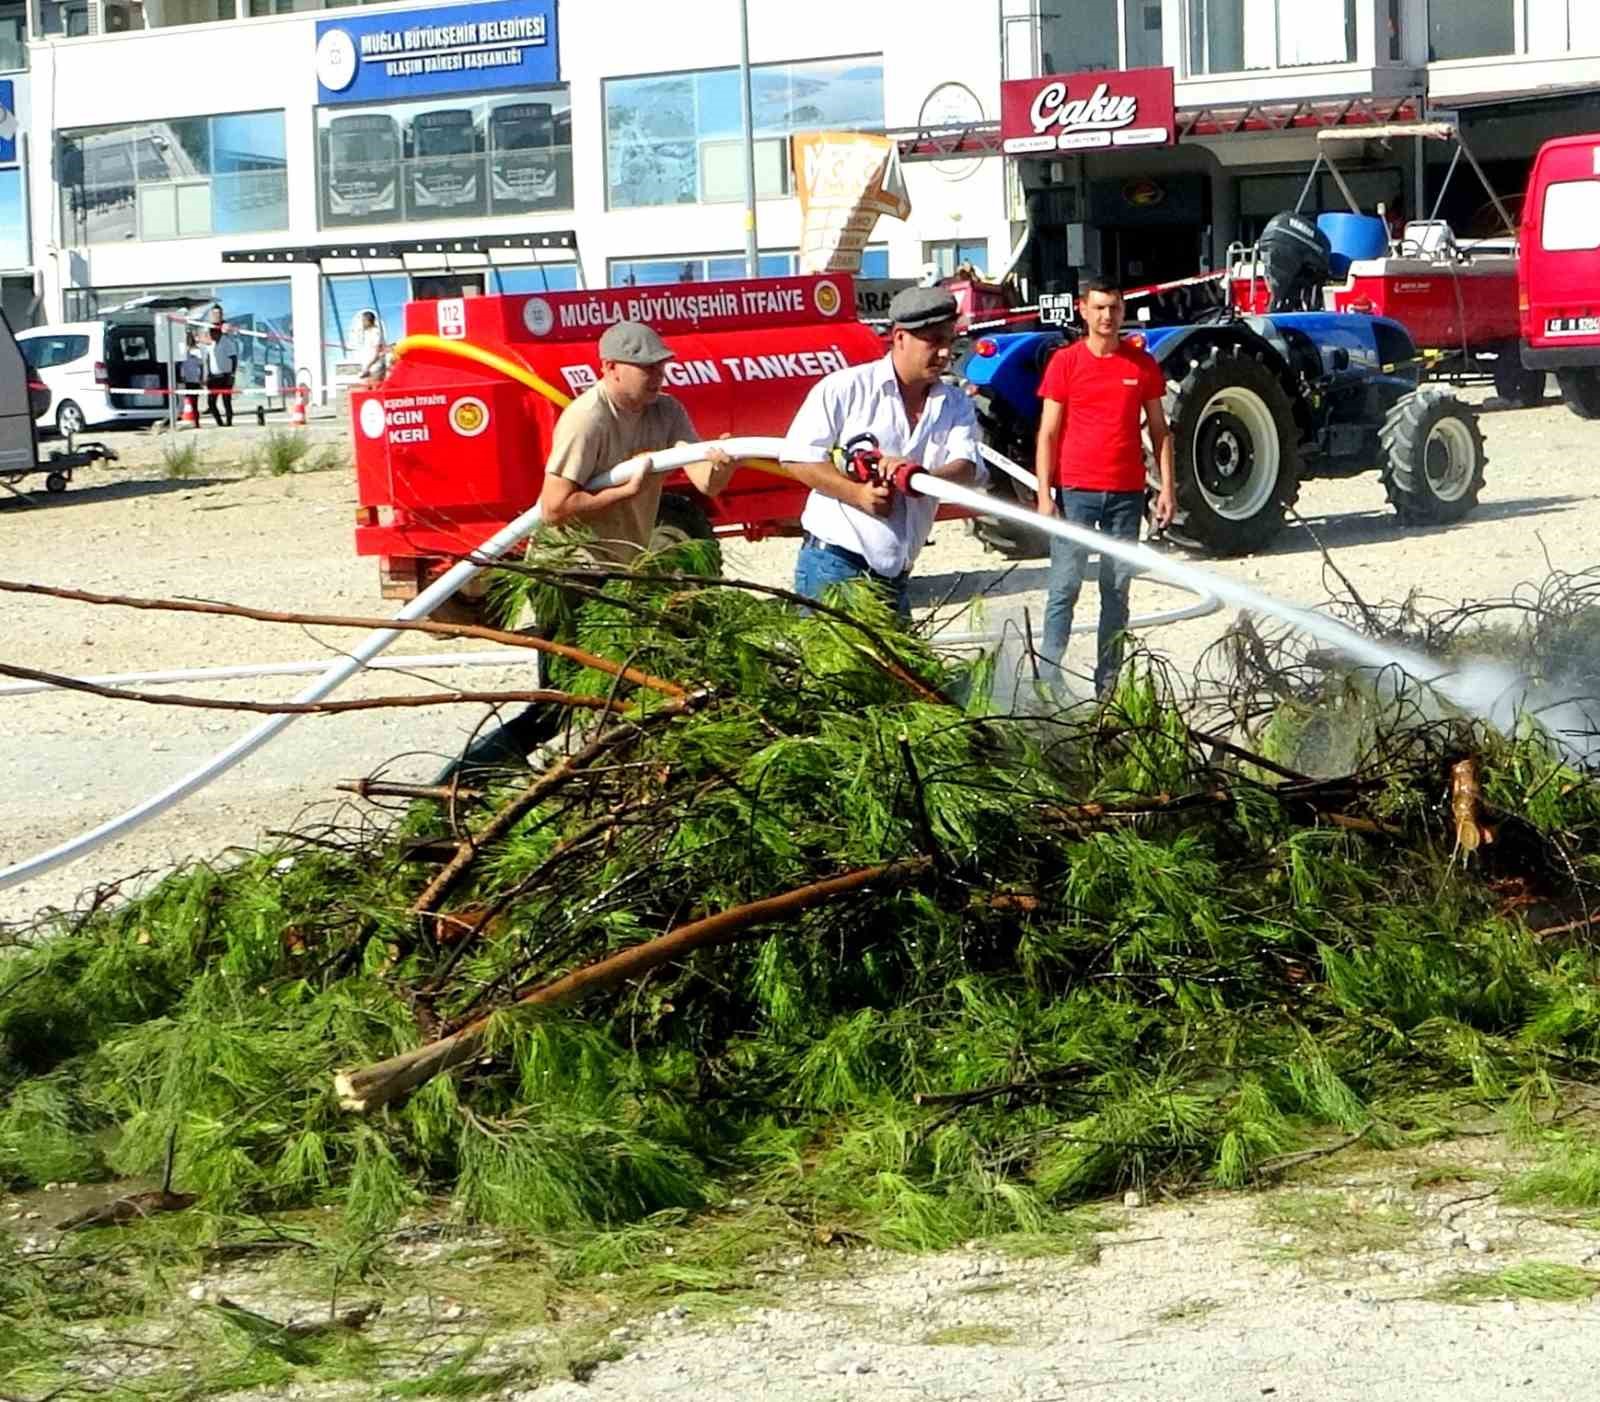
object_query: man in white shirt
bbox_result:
[204,324,240,427]
[783,287,986,617]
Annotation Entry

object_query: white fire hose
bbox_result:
[0,439,1220,893]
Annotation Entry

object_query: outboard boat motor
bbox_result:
[1259,212,1332,313]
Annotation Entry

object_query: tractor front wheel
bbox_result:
[1163,345,1301,555]
[1380,389,1486,526]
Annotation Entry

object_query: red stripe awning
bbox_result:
[891,92,1424,162]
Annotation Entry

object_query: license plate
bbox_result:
[1547,315,1600,336]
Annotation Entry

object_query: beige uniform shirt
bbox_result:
[546,384,698,562]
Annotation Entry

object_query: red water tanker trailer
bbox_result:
[351,274,902,600]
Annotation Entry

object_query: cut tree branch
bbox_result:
[0,577,687,698]
[0,661,628,717]
[337,856,932,1113]
[410,694,705,917]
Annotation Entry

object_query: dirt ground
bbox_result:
[3,389,1600,1398]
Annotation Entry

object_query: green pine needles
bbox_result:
[8,552,1600,1268]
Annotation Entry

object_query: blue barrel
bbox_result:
[1316,212,1389,264]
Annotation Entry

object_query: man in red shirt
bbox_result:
[1034,278,1176,697]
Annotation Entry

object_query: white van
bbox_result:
[17,320,169,436]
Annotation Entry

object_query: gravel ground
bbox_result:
[3,390,1599,1397]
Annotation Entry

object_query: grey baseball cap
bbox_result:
[888,286,959,332]
[598,320,675,365]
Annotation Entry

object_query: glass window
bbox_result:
[1542,181,1600,253]
[37,0,235,35]
[924,240,989,278]
[213,111,290,236]
[490,265,582,295]
[1526,0,1600,52]
[322,273,407,385]
[605,56,884,210]
[0,169,27,269]
[1040,0,1119,73]
[1427,0,1514,60]
[1237,167,1404,243]
[58,281,293,394]
[1188,0,1356,72]
[1125,0,1165,67]
[0,0,25,70]
[609,247,888,286]
[21,335,89,369]
[58,112,287,246]
[316,87,572,229]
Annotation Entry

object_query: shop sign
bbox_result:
[316,0,558,106]
[0,81,16,167]
[1000,67,1175,155]
[414,276,856,345]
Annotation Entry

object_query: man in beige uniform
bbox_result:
[538,320,733,561]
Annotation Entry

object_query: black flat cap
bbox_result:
[887,286,959,331]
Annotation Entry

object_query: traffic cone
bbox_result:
[180,395,197,428]
[289,382,308,429]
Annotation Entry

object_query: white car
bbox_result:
[17,320,169,436]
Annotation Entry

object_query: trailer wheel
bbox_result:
[1163,345,1301,555]
[1492,361,1545,408]
[45,471,68,494]
[1380,389,1486,526]
[1557,368,1600,420]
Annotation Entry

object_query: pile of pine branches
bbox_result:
[6,547,1600,1249]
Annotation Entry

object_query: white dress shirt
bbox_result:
[784,354,985,577]
[205,334,239,377]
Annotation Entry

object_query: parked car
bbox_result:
[16,319,169,436]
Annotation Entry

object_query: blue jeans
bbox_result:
[1040,489,1145,697]
[794,537,911,618]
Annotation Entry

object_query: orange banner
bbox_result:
[792,131,913,275]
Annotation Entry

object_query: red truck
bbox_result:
[1520,132,1600,419]
[351,274,898,600]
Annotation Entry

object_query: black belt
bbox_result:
[802,533,908,583]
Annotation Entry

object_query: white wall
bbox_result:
[25,0,1013,388]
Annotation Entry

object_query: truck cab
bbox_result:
[1520,132,1600,419]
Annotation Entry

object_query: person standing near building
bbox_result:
[357,310,388,386]
[1035,278,1176,698]
[783,286,985,617]
[204,323,239,427]
[537,320,734,562]
[179,330,204,427]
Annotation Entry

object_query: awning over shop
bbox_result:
[1434,82,1600,114]
[891,92,1424,162]
[221,231,579,271]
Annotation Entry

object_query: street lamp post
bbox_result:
[738,0,759,276]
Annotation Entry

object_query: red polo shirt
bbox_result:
[1038,340,1166,492]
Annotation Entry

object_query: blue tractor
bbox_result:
[962,308,1488,556]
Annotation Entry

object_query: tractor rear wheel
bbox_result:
[1557,367,1600,420]
[1380,389,1486,526]
[1163,345,1301,555]
[1492,361,1545,408]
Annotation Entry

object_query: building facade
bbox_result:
[0,0,1595,394]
